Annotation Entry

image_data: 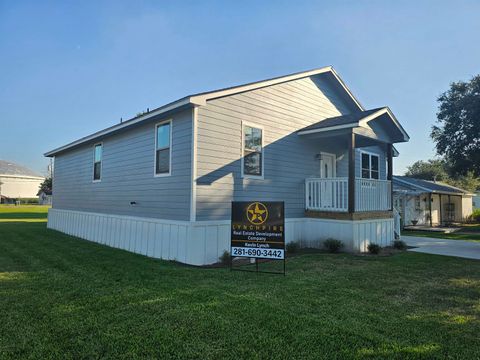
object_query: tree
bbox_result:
[431,75,480,176]
[37,177,52,196]
[405,159,480,192]
[405,159,449,181]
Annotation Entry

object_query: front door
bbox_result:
[320,153,336,208]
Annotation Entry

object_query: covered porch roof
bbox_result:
[297,107,409,145]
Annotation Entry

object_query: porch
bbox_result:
[297,107,409,217]
[305,177,392,213]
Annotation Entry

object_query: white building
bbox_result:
[0,160,44,202]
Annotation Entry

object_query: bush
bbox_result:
[470,209,480,223]
[367,243,381,254]
[286,241,299,254]
[323,238,344,253]
[393,240,407,250]
[219,250,230,265]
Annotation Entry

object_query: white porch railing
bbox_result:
[305,177,391,212]
[305,177,349,212]
[355,178,391,212]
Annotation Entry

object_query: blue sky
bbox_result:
[1,0,479,175]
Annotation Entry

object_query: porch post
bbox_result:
[387,144,393,211]
[348,131,355,213]
[428,193,433,227]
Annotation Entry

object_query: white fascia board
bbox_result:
[190,67,333,103]
[359,107,410,142]
[189,66,364,112]
[44,97,193,157]
[0,174,45,180]
[297,122,358,135]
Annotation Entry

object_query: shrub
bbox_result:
[323,238,344,253]
[286,241,299,254]
[219,250,230,265]
[471,209,480,223]
[367,243,381,254]
[393,240,407,250]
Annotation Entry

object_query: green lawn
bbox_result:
[402,229,480,242]
[1,207,480,359]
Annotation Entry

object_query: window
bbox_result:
[242,124,263,177]
[155,121,171,175]
[414,196,421,211]
[93,143,102,181]
[361,152,379,179]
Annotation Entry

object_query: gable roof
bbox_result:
[298,108,383,133]
[297,107,409,143]
[0,160,43,178]
[45,66,363,157]
[393,176,471,195]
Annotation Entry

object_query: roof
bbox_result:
[297,107,409,143]
[0,160,43,178]
[45,66,364,157]
[393,176,470,195]
[298,108,384,133]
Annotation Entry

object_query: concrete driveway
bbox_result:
[403,235,480,260]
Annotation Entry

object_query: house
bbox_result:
[0,160,44,203]
[38,190,53,205]
[393,176,473,227]
[45,66,409,265]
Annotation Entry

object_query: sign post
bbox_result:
[230,201,285,275]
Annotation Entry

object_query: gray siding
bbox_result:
[195,74,361,220]
[53,109,192,220]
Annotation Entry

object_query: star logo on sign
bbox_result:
[246,202,268,225]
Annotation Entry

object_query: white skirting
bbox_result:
[47,209,394,265]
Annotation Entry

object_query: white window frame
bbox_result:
[154,119,172,177]
[241,121,264,180]
[360,150,380,180]
[92,142,103,183]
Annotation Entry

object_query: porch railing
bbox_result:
[305,177,391,212]
[354,178,391,212]
[305,177,349,212]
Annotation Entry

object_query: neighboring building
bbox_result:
[45,66,409,265]
[38,190,53,205]
[0,160,44,203]
[393,176,473,227]
[473,193,480,210]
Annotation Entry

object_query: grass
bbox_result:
[402,229,480,242]
[1,207,480,359]
[0,205,50,222]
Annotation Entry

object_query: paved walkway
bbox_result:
[402,235,480,260]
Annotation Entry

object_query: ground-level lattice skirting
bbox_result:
[48,209,395,265]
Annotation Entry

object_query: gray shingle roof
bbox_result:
[298,108,384,133]
[0,160,43,178]
[393,176,467,195]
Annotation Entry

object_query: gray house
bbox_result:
[46,66,409,265]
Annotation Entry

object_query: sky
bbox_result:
[1,0,479,176]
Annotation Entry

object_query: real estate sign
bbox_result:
[231,201,285,260]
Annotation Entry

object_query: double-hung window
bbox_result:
[93,143,102,181]
[361,152,379,179]
[242,123,263,178]
[155,121,171,176]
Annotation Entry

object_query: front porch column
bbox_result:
[387,144,393,211]
[348,131,355,213]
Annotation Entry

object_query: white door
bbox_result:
[320,153,336,208]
